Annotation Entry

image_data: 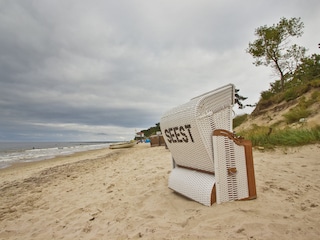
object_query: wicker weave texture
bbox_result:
[213,135,249,204]
[160,84,235,172]
[168,167,215,206]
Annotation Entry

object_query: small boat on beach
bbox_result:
[109,141,136,149]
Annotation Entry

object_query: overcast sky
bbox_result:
[1,0,319,142]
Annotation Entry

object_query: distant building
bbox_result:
[135,132,144,138]
[135,131,145,142]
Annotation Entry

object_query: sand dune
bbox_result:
[1,143,320,239]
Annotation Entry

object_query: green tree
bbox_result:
[294,54,320,81]
[247,17,306,91]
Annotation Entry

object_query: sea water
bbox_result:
[0,142,112,169]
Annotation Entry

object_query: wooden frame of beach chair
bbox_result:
[160,84,257,206]
[212,129,257,204]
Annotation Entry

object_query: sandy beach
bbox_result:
[0,143,320,240]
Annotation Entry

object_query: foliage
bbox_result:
[252,77,320,116]
[283,96,313,124]
[283,107,311,124]
[309,78,320,88]
[247,17,306,91]
[237,125,320,148]
[260,90,273,100]
[294,54,320,81]
[233,114,248,128]
[310,90,320,103]
[234,18,320,147]
[283,84,310,102]
[259,54,320,100]
[235,89,247,109]
[140,123,161,138]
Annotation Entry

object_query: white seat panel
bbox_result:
[168,167,215,206]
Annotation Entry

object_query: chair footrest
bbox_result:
[168,167,216,206]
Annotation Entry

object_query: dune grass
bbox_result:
[236,125,320,148]
[233,114,248,128]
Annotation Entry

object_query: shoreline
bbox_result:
[0,142,112,170]
[0,146,115,183]
[1,143,320,239]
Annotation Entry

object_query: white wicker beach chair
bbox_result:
[160,84,257,206]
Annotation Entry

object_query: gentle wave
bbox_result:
[0,142,111,169]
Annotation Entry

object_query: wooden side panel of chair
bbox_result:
[213,129,257,200]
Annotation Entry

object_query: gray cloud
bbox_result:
[1,0,320,141]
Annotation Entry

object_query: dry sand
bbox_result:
[0,143,320,240]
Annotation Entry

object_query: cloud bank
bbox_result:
[1,0,319,141]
